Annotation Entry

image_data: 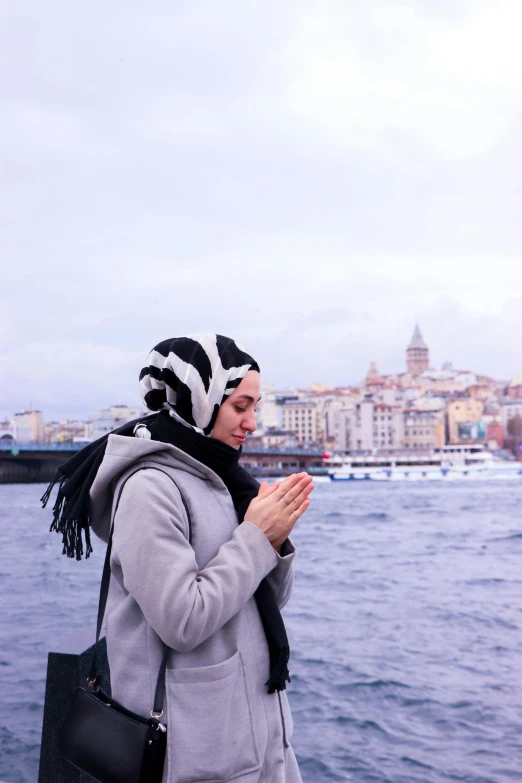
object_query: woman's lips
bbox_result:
[233,435,245,442]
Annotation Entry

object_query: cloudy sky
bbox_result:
[2,0,522,420]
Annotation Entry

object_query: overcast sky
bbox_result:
[2,0,522,420]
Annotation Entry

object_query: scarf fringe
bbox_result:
[265,646,291,693]
[40,469,64,508]
[41,469,93,560]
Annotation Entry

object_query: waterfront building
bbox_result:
[11,410,45,442]
[44,419,90,443]
[87,404,147,441]
[406,324,430,376]
[501,401,522,457]
[486,421,504,449]
[259,428,299,449]
[255,387,300,432]
[373,402,405,450]
[336,399,372,452]
[320,394,359,450]
[335,396,404,452]
[256,389,282,432]
[501,400,522,429]
[404,409,444,451]
[280,399,320,445]
[87,411,119,441]
[447,398,485,444]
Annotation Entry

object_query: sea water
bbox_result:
[1,479,521,782]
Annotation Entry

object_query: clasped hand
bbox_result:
[245,472,314,550]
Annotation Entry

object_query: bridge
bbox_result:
[0,441,326,483]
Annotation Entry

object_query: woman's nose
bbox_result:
[243,412,256,432]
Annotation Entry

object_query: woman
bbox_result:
[44,334,313,783]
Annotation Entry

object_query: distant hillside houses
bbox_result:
[2,325,521,459]
[256,325,521,459]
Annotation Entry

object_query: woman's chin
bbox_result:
[210,433,241,449]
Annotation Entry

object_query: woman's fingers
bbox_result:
[282,475,313,506]
[257,481,269,497]
[246,474,313,542]
[288,497,311,525]
[278,473,305,490]
[257,480,279,499]
[283,483,314,536]
[287,483,314,514]
[272,473,306,501]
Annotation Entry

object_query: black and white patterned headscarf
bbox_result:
[138,334,260,436]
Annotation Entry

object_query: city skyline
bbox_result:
[2,324,520,426]
[1,321,520,423]
[3,320,521,464]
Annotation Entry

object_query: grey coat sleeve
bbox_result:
[112,469,279,653]
[265,539,296,610]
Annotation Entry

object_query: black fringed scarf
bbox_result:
[42,410,291,693]
[41,414,149,560]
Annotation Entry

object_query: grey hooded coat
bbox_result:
[89,434,302,783]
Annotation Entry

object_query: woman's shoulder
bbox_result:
[113,463,192,539]
[117,461,187,501]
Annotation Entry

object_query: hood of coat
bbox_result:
[89,433,225,543]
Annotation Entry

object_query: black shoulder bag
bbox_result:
[59,468,191,783]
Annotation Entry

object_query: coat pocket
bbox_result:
[165,651,261,783]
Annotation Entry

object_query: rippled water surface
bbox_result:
[1,479,522,782]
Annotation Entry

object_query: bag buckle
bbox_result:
[150,710,166,732]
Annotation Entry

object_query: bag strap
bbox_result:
[88,466,192,720]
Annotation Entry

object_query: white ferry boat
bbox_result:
[327,445,522,482]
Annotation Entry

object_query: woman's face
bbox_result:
[211,370,261,449]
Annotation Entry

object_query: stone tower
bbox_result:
[406,324,429,376]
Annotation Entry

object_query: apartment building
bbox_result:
[259,428,299,449]
[447,398,484,444]
[336,398,404,452]
[11,410,45,442]
[320,395,356,450]
[501,400,522,429]
[372,402,405,450]
[255,388,300,432]
[87,404,147,440]
[404,409,444,450]
[45,419,90,443]
[280,400,319,444]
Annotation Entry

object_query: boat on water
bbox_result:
[327,445,522,482]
